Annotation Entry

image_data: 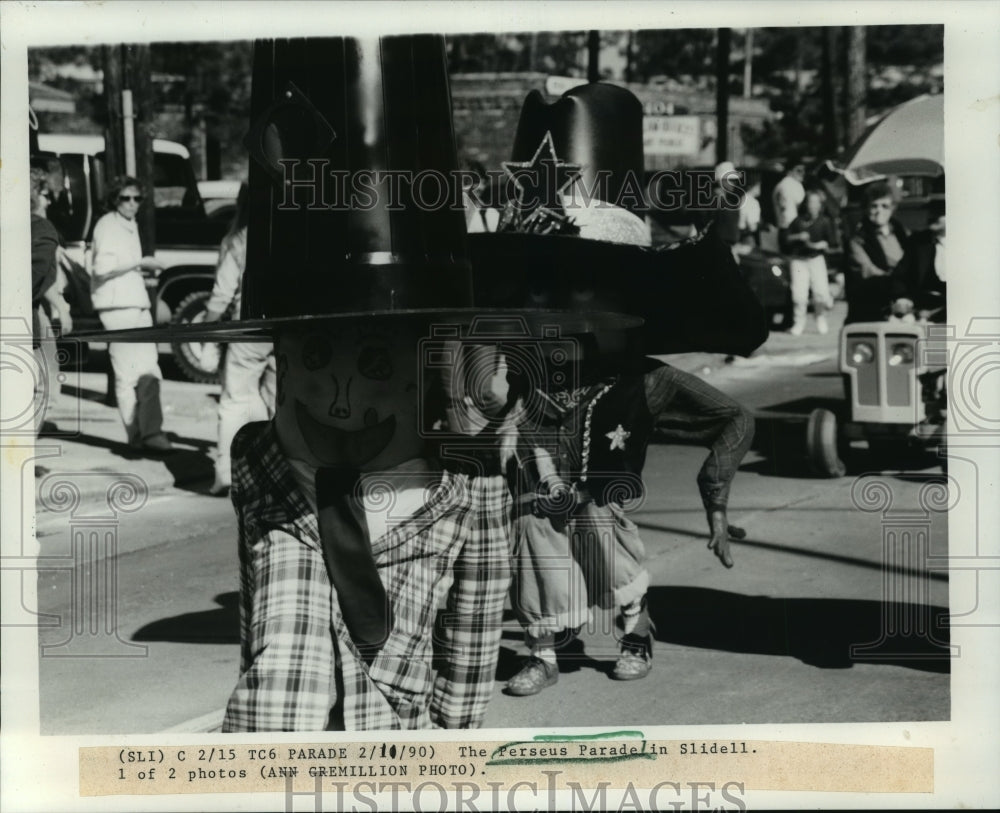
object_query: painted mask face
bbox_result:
[274,324,424,470]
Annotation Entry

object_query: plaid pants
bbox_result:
[222,423,511,731]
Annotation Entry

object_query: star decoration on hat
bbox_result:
[606,424,631,451]
[502,131,582,216]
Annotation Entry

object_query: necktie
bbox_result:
[315,467,392,662]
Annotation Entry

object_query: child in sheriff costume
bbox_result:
[469,82,764,696]
[78,37,641,730]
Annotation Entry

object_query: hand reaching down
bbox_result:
[707,508,746,569]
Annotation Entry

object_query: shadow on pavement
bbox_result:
[61,383,114,404]
[160,448,217,494]
[647,585,951,673]
[47,430,216,494]
[38,429,135,458]
[132,592,239,644]
[633,520,948,582]
[166,432,215,452]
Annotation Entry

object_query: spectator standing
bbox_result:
[708,162,759,257]
[846,181,908,324]
[738,179,762,247]
[813,161,848,223]
[203,185,276,495]
[30,168,69,434]
[712,161,743,253]
[781,190,838,335]
[90,176,172,452]
[771,159,806,230]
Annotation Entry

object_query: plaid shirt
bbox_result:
[221,422,511,732]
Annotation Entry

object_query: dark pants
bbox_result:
[845,274,892,324]
[643,363,754,511]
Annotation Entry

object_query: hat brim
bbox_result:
[469,229,769,357]
[71,308,643,344]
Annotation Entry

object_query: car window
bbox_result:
[48,153,91,242]
[898,176,930,201]
[153,153,200,209]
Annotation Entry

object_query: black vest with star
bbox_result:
[582,373,654,505]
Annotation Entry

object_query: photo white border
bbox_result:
[2,1,998,810]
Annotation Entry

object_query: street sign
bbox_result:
[643,115,700,156]
[545,75,588,97]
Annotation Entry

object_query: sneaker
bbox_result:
[612,633,653,681]
[816,315,829,335]
[505,656,559,696]
[789,321,805,336]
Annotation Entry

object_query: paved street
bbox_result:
[31,303,950,733]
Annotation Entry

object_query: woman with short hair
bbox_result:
[781,189,838,335]
[90,176,172,452]
[845,181,908,324]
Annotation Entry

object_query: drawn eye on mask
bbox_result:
[302,334,333,371]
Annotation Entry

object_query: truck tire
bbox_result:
[806,408,846,477]
[169,290,222,385]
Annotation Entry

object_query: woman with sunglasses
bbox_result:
[90,176,172,452]
[845,181,909,324]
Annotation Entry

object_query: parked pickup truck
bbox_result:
[34,133,233,383]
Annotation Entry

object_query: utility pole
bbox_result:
[587,30,600,82]
[845,26,867,147]
[715,27,731,164]
[102,44,156,253]
[821,27,842,156]
[743,28,754,99]
[124,44,156,254]
[102,46,125,181]
[625,30,634,85]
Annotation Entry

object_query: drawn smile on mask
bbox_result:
[294,400,396,468]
